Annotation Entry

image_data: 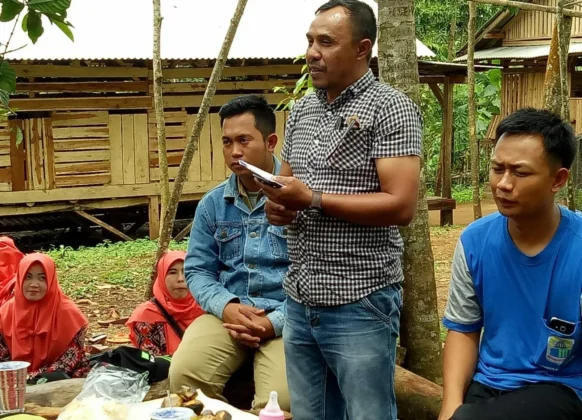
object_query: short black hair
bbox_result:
[496,107,577,169]
[316,0,377,60]
[218,95,276,140]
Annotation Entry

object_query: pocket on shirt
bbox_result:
[535,317,581,371]
[267,225,289,259]
[324,126,371,170]
[214,225,243,261]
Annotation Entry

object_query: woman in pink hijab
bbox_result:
[0,236,24,306]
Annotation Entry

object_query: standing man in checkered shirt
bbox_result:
[258,1,422,419]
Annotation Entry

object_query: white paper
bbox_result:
[127,390,259,420]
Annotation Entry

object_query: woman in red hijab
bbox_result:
[0,236,24,306]
[126,251,204,356]
[0,253,90,382]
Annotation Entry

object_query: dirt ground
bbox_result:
[80,199,500,346]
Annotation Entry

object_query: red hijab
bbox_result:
[127,251,204,355]
[0,253,88,372]
[0,237,24,298]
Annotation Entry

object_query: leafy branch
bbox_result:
[0,0,74,134]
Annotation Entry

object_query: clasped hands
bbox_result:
[222,303,276,348]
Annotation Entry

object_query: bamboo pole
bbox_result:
[153,0,169,236]
[148,0,249,297]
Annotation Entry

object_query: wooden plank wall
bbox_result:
[503,0,582,44]
[9,63,300,113]
[53,111,111,188]
[0,109,290,199]
[0,121,10,192]
[108,114,150,186]
[501,71,545,116]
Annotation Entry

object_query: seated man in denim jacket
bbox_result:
[169,95,290,412]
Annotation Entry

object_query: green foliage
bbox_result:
[46,239,189,299]
[273,54,311,110]
[0,0,74,118]
[0,0,24,22]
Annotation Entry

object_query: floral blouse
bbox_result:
[130,322,167,356]
[0,328,90,382]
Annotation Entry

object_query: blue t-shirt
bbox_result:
[443,206,582,397]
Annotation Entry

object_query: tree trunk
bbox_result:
[467,1,482,220]
[377,0,443,384]
[557,2,576,210]
[147,0,249,297]
[435,9,458,197]
[153,0,169,234]
[544,4,575,210]
[544,21,562,115]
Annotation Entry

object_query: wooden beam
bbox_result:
[427,197,456,211]
[9,96,151,112]
[11,64,149,78]
[483,32,506,39]
[470,0,582,18]
[157,64,303,79]
[148,195,160,240]
[442,77,454,202]
[158,79,296,94]
[75,210,133,241]
[16,81,149,93]
[419,75,467,84]
[0,197,148,216]
[0,180,222,205]
[428,83,445,108]
[174,221,193,242]
[163,93,287,108]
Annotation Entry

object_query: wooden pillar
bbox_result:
[149,195,160,240]
[441,77,454,226]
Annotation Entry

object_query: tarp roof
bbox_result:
[2,0,435,61]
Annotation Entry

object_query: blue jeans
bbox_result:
[283,283,402,420]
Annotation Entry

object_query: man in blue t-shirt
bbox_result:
[439,108,582,420]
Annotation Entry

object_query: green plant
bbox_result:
[0,0,74,133]
[273,54,312,111]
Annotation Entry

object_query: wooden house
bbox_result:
[456,0,582,138]
[0,0,485,237]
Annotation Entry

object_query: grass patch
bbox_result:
[47,239,188,299]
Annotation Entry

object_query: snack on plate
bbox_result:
[160,386,234,420]
[57,395,129,420]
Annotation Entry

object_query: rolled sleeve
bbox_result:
[443,239,483,333]
[266,304,286,338]
[371,93,423,159]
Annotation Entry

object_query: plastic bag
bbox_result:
[76,363,151,403]
[57,363,151,420]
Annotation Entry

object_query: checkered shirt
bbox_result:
[280,69,423,306]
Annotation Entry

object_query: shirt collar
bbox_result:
[223,155,281,200]
[315,69,375,107]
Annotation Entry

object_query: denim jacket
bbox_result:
[184,158,289,336]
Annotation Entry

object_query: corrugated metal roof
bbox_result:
[1,0,435,61]
[455,43,582,62]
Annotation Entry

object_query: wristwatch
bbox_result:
[305,190,323,217]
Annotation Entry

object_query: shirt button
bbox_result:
[326,111,332,116]
[250,232,257,238]
[248,264,256,269]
